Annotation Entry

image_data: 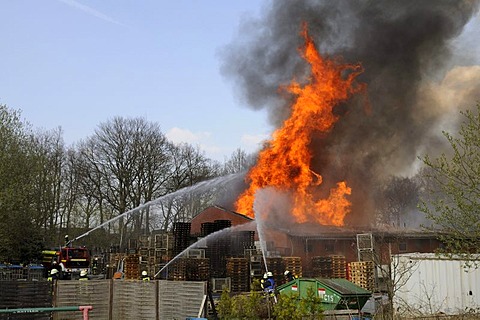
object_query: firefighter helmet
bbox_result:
[267,271,273,277]
[284,270,290,276]
[142,270,148,276]
[80,270,87,277]
[50,269,58,275]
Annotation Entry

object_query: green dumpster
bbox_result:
[277,278,371,311]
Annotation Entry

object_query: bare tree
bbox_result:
[375,176,420,228]
[223,148,255,174]
[76,117,178,247]
[61,148,81,231]
[30,128,66,244]
[127,120,171,235]
[163,143,219,225]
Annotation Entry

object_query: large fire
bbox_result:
[235,24,364,226]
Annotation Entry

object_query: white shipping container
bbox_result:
[392,253,480,316]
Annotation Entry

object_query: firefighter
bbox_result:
[79,270,89,280]
[141,270,150,281]
[50,260,62,277]
[284,270,295,282]
[260,273,268,290]
[48,268,59,281]
[92,257,99,275]
[264,271,275,293]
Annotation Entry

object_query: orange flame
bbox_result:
[235,24,364,226]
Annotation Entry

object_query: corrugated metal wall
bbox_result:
[392,253,480,316]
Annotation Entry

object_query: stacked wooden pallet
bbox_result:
[206,237,229,278]
[245,250,263,269]
[214,219,232,230]
[201,220,232,278]
[137,247,149,257]
[229,231,255,257]
[312,256,332,278]
[186,258,210,281]
[124,254,140,280]
[137,235,151,248]
[137,247,150,265]
[249,254,264,279]
[201,222,217,236]
[128,238,138,250]
[266,257,283,273]
[282,256,303,278]
[155,232,174,250]
[167,257,187,281]
[173,222,191,256]
[155,248,170,264]
[226,257,249,292]
[266,257,284,285]
[311,255,346,279]
[153,232,174,270]
[348,261,375,291]
[108,253,127,274]
[330,255,346,278]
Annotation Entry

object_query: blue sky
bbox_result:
[2,1,480,164]
[1,0,271,162]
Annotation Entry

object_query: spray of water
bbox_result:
[253,187,297,274]
[71,172,245,243]
[253,210,269,273]
[154,221,257,278]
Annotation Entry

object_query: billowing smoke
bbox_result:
[221,0,480,226]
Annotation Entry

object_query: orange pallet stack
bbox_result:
[124,254,140,280]
[330,255,346,279]
[282,257,302,278]
[348,261,375,291]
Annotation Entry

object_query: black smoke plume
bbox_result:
[221,0,480,226]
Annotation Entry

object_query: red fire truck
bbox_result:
[42,237,91,279]
[57,246,91,279]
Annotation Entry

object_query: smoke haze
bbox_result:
[221,0,480,226]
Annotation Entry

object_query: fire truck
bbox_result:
[42,236,91,279]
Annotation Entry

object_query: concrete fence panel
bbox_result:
[2,279,207,320]
[55,280,111,320]
[112,280,157,320]
[158,280,206,320]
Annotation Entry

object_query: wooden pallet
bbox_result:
[311,255,347,279]
[166,257,187,281]
[283,256,303,277]
[138,235,151,248]
[226,258,249,292]
[155,233,174,249]
[350,278,375,291]
[348,261,375,291]
[186,258,210,281]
